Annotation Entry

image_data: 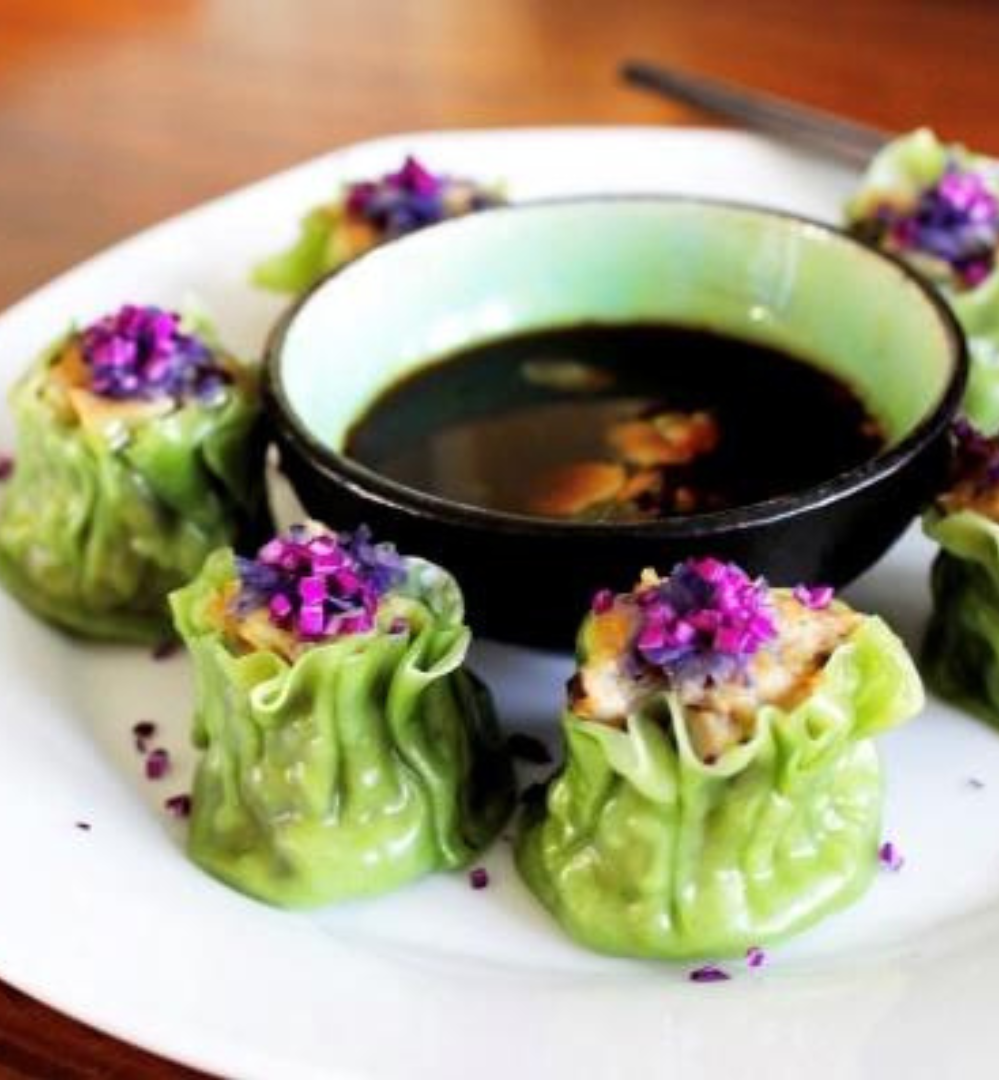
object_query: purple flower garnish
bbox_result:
[145,747,171,781]
[132,719,157,753]
[879,840,904,872]
[234,523,407,644]
[344,156,498,238]
[164,793,192,818]
[793,584,834,610]
[633,558,776,686]
[0,454,13,482]
[746,946,767,970]
[468,866,490,890]
[80,304,231,402]
[689,964,731,983]
[950,418,999,494]
[875,163,999,287]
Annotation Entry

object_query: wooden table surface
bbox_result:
[0,0,996,1074]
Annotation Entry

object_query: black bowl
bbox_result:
[265,197,967,647]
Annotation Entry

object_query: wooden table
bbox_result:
[0,0,996,1073]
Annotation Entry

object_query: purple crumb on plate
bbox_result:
[968,777,986,789]
[145,747,171,780]
[689,965,730,983]
[746,946,767,969]
[132,720,157,753]
[879,840,905,872]
[468,867,489,890]
[75,821,91,831]
[164,794,192,818]
[151,640,180,661]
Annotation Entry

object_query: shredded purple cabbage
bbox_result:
[80,304,230,402]
[870,163,999,287]
[793,584,834,610]
[633,558,776,686]
[132,719,157,754]
[344,156,499,237]
[234,524,407,643]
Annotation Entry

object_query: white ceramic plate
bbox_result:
[0,128,996,1080]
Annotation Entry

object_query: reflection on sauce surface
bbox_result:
[345,324,885,521]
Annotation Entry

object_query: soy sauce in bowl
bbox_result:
[345,323,885,522]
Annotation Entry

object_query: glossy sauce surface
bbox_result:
[345,324,885,520]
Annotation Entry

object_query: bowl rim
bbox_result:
[264,193,968,540]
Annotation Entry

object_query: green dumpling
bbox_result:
[517,559,922,961]
[0,305,264,643]
[252,155,504,295]
[923,422,999,725]
[845,128,999,430]
[170,522,515,908]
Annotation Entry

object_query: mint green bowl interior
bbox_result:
[279,198,956,452]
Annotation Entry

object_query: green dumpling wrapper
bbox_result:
[517,594,922,961]
[252,157,505,295]
[923,507,999,724]
[845,128,999,431]
[170,547,515,908]
[252,204,354,296]
[0,325,264,643]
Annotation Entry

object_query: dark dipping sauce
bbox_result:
[344,324,886,522]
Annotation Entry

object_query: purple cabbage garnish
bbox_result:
[234,524,407,644]
[80,304,231,402]
[344,156,499,238]
[632,558,776,687]
[875,163,999,287]
[950,418,999,491]
[793,584,834,610]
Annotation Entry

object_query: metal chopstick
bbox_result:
[621,59,891,167]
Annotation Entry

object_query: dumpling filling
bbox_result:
[571,560,860,763]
